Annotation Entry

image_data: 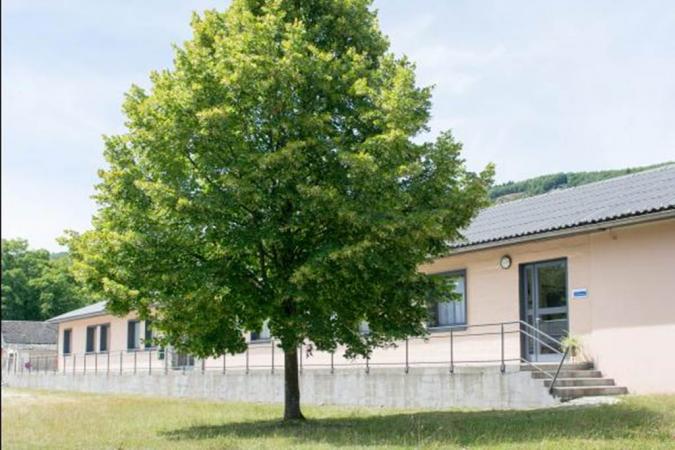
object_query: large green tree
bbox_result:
[66,0,492,420]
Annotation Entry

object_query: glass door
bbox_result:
[521,259,568,362]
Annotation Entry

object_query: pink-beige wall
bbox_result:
[421,217,675,394]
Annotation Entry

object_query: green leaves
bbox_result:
[68,0,493,362]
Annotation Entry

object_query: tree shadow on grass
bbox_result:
[160,402,667,447]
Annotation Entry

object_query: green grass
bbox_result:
[2,389,674,449]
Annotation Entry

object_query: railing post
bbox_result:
[271,340,275,374]
[405,338,409,374]
[133,351,137,374]
[500,323,506,373]
[246,347,249,374]
[449,329,454,374]
[330,351,334,374]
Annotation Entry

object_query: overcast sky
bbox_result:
[3,0,674,251]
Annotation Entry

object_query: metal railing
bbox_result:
[2,320,568,386]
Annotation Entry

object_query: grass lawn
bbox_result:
[2,389,674,449]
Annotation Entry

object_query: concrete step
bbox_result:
[552,385,628,400]
[520,362,593,371]
[544,378,616,387]
[531,369,602,379]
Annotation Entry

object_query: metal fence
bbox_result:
[3,320,566,379]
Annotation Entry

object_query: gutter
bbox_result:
[447,209,675,255]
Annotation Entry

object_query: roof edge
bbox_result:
[446,208,675,255]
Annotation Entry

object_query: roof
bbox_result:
[456,164,675,249]
[46,301,108,324]
[1,321,57,345]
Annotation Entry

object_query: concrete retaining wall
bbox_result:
[3,366,557,409]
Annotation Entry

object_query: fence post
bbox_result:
[222,353,226,374]
[63,355,66,374]
[133,351,137,374]
[119,351,123,375]
[365,356,370,374]
[164,349,169,375]
[201,358,205,374]
[149,350,152,375]
[271,340,275,374]
[95,353,98,374]
[449,329,454,374]
[500,323,505,373]
[245,347,249,374]
[73,354,76,374]
[83,353,87,374]
[330,351,334,374]
[405,338,409,374]
[107,351,110,375]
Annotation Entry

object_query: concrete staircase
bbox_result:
[521,361,628,401]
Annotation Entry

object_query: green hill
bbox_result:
[489,162,673,203]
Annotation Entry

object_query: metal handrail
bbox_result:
[548,347,570,394]
[518,320,563,347]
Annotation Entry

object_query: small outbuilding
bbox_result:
[1,320,58,371]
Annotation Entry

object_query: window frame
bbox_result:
[85,325,97,354]
[98,323,111,353]
[143,320,156,350]
[249,322,271,344]
[427,269,468,331]
[62,328,72,355]
[127,320,141,351]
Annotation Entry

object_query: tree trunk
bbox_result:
[283,347,305,420]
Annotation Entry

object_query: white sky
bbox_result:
[2,0,674,251]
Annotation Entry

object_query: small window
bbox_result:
[358,321,370,335]
[63,329,72,355]
[144,320,154,349]
[428,271,467,328]
[99,324,110,352]
[250,322,271,342]
[86,326,96,353]
[127,320,141,350]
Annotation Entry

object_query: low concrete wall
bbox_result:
[3,366,557,410]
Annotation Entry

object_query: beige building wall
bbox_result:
[54,218,675,392]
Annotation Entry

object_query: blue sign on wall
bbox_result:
[572,288,588,299]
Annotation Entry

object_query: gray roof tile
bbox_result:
[1,321,57,345]
[457,164,675,248]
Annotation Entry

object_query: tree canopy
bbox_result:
[66,0,493,419]
[1,238,87,320]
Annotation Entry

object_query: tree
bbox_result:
[1,239,88,320]
[1,239,48,320]
[65,0,493,420]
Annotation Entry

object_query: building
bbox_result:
[2,321,58,371]
[46,165,675,395]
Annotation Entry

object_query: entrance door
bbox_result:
[521,259,568,362]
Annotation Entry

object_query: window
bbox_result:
[127,320,141,350]
[63,329,72,355]
[250,322,271,342]
[144,320,154,349]
[86,326,96,353]
[99,324,110,352]
[358,321,370,335]
[428,271,467,328]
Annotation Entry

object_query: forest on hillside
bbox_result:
[489,162,672,203]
